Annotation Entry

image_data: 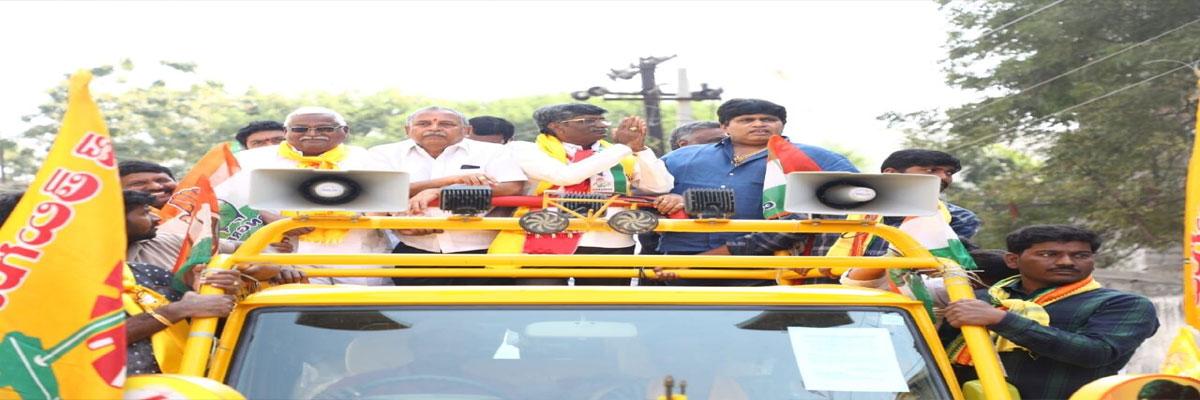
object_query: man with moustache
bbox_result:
[511,104,673,256]
[939,225,1157,399]
[119,160,178,210]
[119,160,189,268]
[216,106,393,285]
[369,106,526,285]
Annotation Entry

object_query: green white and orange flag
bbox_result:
[0,71,126,399]
[158,142,240,223]
[159,175,220,291]
[893,202,977,269]
[762,135,823,219]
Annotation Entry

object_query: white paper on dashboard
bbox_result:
[787,327,910,393]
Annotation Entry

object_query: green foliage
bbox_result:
[9,61,720,181]
[887,0,1200,251]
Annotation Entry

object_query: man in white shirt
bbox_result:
[509,103,674,266]
[216,106,393,286]
[370,106,527,285]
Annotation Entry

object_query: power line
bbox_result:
[945,62,1196,152]
[940,15,1200,130]
[973,0,1068,41]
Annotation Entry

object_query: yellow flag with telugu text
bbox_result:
[0,71,126,399]
[1184,70,1200,330]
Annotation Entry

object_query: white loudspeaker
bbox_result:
[248,168,410,213]
[783,172,940,216]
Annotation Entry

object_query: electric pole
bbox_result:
[572,55,723,154]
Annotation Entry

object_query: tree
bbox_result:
[11,61,719,181]
[885,0,1200,252]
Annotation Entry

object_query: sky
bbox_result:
[0,0,973,169]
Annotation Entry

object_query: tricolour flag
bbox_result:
[893,203,978,270]
[158,175,220,291]
[158,142,239,224]
[762,135,822,219]
[0,71,125,399]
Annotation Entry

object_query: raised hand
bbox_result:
[612,116,647,152]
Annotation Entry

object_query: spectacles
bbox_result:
[287,125,344,134]
[558,118,610,126]
[1031,250,1095,261]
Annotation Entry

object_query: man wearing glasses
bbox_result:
[215,106,394,285]
[503,103,673,275]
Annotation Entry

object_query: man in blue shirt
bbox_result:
[653,99,858,266]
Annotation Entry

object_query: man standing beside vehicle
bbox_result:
[940,225,1158,399]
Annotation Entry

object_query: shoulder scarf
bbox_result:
[487,134,637,256]
[121,264,188,374]
[276,143,354,244]
[532,133,635,195]
[947,274,1102,365]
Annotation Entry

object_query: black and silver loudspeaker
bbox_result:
[248,169,410,213]
[783,172,940,216]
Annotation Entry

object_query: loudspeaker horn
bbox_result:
[783,172,940,216]
[248,168,410,213]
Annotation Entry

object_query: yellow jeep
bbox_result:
[129,171,1195,400]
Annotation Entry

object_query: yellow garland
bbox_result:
[487,134,636,257]
[276,143,355,244]
[121,264,189,374]
[532,134,635,195]
[985,274,1102,353]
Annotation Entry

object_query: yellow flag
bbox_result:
[0,71,125,399]
[1186,69,1200,329]
[1162,327,1200,378]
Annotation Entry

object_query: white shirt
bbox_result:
[510,140,674,248]
[215,145,395,286]
[370,138,527,253]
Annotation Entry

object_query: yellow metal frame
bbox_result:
[179,215,1011,400]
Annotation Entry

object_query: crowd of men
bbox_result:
[0,97,1161,398]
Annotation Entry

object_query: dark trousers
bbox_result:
[390,242,513,286]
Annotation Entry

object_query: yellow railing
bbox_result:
[179,215,1010,400]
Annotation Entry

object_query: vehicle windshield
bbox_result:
[227,306,948,399]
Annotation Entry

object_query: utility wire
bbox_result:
[973,0,1068,41]
[940,15,1200,130]
[945,62,1196,152]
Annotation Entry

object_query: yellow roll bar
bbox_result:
[179,215,1009,400]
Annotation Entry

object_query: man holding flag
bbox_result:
[655,98,858,285]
